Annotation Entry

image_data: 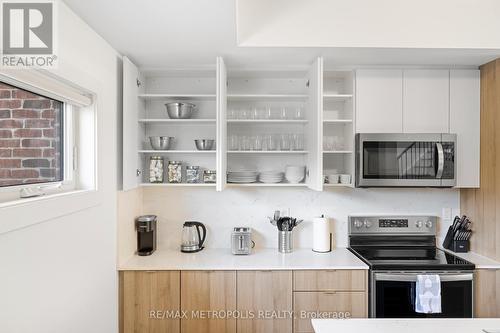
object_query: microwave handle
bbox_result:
[435,142,444,179]
[375,273,473,282]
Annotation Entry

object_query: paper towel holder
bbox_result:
[312,215,332,253]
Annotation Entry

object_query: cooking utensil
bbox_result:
[165,102,196,119]
[149,136,174,150]
[194,139,215,150]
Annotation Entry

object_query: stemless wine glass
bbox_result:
[229,135,239,150]
[291,134,305,151]
[280,133,291,151]
[280,107,288,120]
[253,135,262,150]
[294,106,305,120]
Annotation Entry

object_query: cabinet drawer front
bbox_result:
[293,291,367,332]
[293,270,366,291]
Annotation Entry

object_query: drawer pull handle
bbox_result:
[323,292,337,295]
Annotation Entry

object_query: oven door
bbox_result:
[372,271,473,318]
[356,133,456,187]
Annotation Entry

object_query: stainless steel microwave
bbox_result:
[355,133,456,187]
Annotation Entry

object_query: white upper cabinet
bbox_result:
[403,70,449,133]
[450,69,480,188]
[355,69,403,133]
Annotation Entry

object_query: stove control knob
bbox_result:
[354,220,363,229]
[425,220,433,228]
[415,220,423,228]
[364,220,372,228]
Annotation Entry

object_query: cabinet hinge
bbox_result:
[136,78,142,87]
[136,169,141,177]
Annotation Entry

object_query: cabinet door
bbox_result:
[450,69,480,188]
[403,69,449,133]
[474,270,500,318]
[122,56,145,190]
[121,271,180,333]
[355,69,403,133]
[181,271,236,333]
[293,292,367,332]
[216,57,227,191]
[237,271,292,333]
[306,57,323,191]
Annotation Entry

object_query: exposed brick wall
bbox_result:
[0,82,63,187]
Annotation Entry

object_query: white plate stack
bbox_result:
[228,170,259,183]
[259,171,284,183]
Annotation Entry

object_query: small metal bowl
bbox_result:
[165,102,196,119]
[149,136,174,150]
[194,139,215,151]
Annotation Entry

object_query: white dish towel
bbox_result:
[415,274,442,314]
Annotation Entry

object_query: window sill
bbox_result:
[0,189,102,235]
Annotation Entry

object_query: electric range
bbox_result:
[348,215,475,318]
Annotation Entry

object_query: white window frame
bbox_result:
[0,70,96,206]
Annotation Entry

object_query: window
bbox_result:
[0,81,66,187]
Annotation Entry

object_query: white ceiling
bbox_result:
[63,0,500,69]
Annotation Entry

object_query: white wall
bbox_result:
[237,0,500,48]
[137,188,459,251]
[0,2,120,333]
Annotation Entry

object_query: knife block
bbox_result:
[450,240,469,253]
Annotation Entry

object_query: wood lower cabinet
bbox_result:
[181,271,237,333]
[120,270,181,333]
[120,269,368,333]
[237,271,293,333]
[293,292,367,333]
[475,269,500,318]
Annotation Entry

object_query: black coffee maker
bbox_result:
[136,215,157,256]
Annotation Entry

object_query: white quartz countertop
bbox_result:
[118,248,368,271]
[312,319,500,333]
[441,248,500,269]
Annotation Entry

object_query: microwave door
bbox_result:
[359,140,441,187]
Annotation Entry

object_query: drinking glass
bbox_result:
[280,134,291,151]
[280,107,288,120]
[264,106,272,119]
[291,134,305,151]
[229,135,239,150]
[240,108,249,119]
[294,106,305,120]
[239,135,250,150]
[250,107,259,120]
[252,135,262,150]
[228,108,237,119]
[323,136,334,151]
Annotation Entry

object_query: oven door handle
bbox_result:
[374,273,473,282]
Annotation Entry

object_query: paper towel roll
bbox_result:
[313,216,331,252]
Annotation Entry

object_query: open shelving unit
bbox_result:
[122,57,354,191]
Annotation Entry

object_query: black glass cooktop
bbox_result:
[349,246,475,271]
